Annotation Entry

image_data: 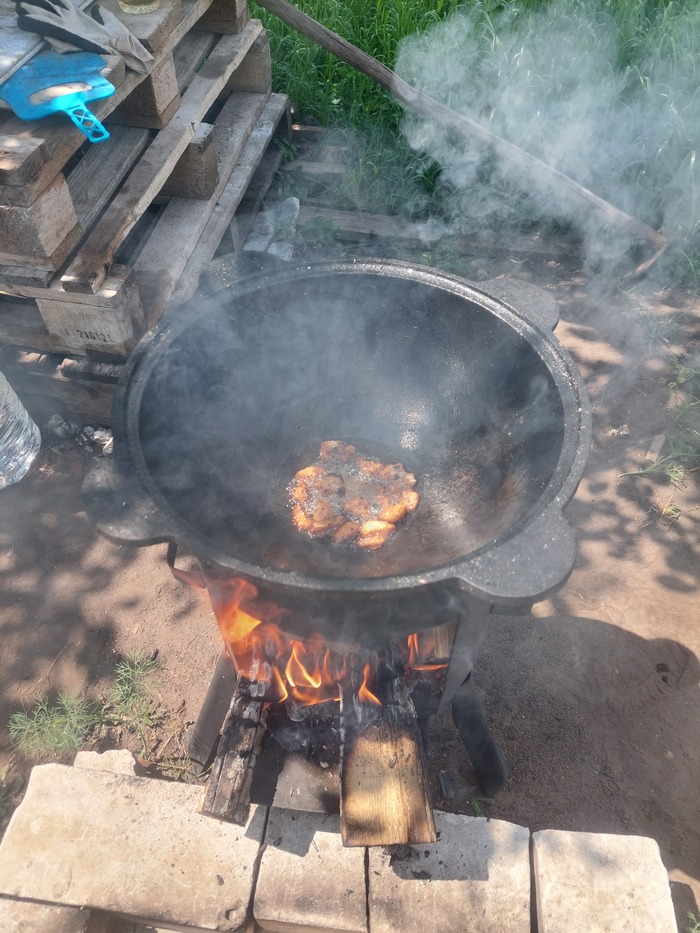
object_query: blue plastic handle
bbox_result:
[66,103,110,143]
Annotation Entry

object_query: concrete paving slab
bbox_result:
[0,897,91,933]
[0,763,267,932]
[253,808,367,933]
[368,810,530,933]
[74,750,138,775]
[533,829,678,932]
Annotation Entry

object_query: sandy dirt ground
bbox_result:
[0,247,698,927]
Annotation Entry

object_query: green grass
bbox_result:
[104,654,159,722]
[468,795,494,817]
[103,654,160,751]
[8,694,99,758]
[253,0,465,129]
[621,316,700,495]
[8,654,160,760]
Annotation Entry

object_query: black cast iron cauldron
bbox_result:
[84,260,591,635]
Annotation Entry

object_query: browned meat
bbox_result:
[289,441,420,549]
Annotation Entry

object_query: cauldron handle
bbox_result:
[82,453,178,546]
[481,277,560,331]
[452,504,579,605]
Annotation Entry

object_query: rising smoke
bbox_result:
[394,0,700,271]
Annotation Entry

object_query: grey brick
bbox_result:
[368,811,530,933]
[0,763,266,932]
[533,829,678,932]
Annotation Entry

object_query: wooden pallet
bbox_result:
[0,350,120,426]
[286,124,583,261]
[0,131,287,425]
[0,24,289,359]
[0,0,258,271]
[0,0,290,419]
[0,17,266,266]
[1,0,215,208]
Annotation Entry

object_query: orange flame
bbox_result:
[210,578,348,706]
[406,632,448,672]
[208,576,447,708]
[286,640,323,689]
[357,662,382,706]
[271,664,289,703]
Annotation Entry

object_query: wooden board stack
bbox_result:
[0,0,290,424]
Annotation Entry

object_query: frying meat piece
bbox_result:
[356,519,395,550]
[289,441,420,549]
[317,473,345,496]
[320,440,355,461]
[331,520,363,543]
[377,502,407,524]
[344,496,372,520]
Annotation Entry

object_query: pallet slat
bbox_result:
[339,674,436,848]
[170,94,289,307]
[1,349,120,424]
[135,88,270,318]
[60,22,264,295]
[67,126,154,232]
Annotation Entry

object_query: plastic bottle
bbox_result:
[0,370,41,489]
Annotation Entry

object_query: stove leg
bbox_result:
[451,674,511,797]
[186,652,237,774]
[436,597,492,715]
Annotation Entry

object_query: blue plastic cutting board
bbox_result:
[0,50,114,143]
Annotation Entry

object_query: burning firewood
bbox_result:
[339,667,437,847]
[289,441,419,549]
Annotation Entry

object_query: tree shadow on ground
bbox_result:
[476,611,699,920]
[0,445,142,761]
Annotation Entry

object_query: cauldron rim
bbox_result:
[85,259,592,606]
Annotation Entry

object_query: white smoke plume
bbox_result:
[394,0,700,272]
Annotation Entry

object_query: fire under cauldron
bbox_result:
[84,259,591,808]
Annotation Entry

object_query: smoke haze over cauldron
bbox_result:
[394,0,700,271]
[86,261,590,613]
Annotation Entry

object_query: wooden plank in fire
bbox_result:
[200,676,267,825]
[339,673,436,848]
[426,619,457,663]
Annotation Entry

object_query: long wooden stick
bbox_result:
[256,0,666,253]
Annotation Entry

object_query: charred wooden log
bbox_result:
[186,652,238,775]
[200,677,268,824]
[401,620,455,753]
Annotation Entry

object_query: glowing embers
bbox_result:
[210,576,443,709]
